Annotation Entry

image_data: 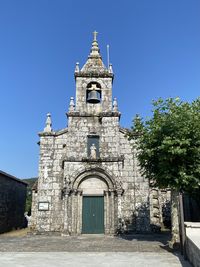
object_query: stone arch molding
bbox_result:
[62,166,124,235]
[64,166,124,196]
[72,167,116,191]
[84,78,106,89]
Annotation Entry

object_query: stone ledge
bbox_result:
[39,128,68,137]
[185,222,200,228]
[185,222,200,267]
[74,71,114,79]
[63,156,124,163]
[66,111,121,118]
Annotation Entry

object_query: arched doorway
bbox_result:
[63,169,118,235]
[79,176,107,234]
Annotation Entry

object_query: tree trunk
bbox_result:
[170,189,180,247]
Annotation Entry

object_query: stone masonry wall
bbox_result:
[31,113,151,233]
[119,132,150,232]
[0,173,27,234]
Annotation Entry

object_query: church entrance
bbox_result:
[64,171,117,235]
[82,196,104,234]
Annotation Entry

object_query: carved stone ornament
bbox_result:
[115,180,124,195]
[90,143,97,159]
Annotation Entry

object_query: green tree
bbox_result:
[128,97,200,243]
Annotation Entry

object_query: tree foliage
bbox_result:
[128,97,200,195]
[22,178,37,215]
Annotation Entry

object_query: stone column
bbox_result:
[71,191,76,234]
[104,190,110,234]
[77,190,82,234]
[170,190,180,246]
[110,190,115,234]
[63,190,71,235]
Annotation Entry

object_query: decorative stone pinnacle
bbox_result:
[69,97,75,112]
[113,97,118,112]
[44,113,52,132]
[109,63,113,74]
[75,62,79,73]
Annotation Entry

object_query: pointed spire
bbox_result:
[76,32,114,79]
[75,62,80,73]
[89,30,100,58]
[69,97,75,112]
[44,113,52,132]
[113,97,118,112]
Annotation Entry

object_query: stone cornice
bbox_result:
[119,127,130,135]
[38,128,68,137]
[74,71,114,79]
[62,155,124,165]
[66,111,121,118]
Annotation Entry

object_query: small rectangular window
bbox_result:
[87,136,100,158]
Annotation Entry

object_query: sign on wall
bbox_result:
[38,202,49,211]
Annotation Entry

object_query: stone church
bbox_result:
[30,32,170,235]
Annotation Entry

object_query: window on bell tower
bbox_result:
[86,82,101,104]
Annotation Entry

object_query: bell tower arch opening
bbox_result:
[86,82,101,104]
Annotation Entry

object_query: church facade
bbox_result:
[30,33,169,235]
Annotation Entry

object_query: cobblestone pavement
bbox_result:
[0,233,191,266]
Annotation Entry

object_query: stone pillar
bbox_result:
[71,192,76,234]
[63,192,70,235]
[63,191,71,235]
[170,190,180,246]
[77,190,82,234]
[104,191,110,234]
[110,190,115,234]
[150,188,161,232]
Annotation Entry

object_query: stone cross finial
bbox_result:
[69,97,75,112]
[113,97,118,112]
[93,31,98,41]
[90,31,100,57]
[44,113,52,132]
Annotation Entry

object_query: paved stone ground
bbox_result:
[0,252,191,267]
[0,233,171,252]
[0,233,191,266]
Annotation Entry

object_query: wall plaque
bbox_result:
[38,202,49,211]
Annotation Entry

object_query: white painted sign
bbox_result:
[38,202,49,211]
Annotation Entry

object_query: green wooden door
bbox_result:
[82,196,104,234]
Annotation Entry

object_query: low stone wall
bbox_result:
[185,222,200,267]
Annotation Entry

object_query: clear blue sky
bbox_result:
[0,0,200,178]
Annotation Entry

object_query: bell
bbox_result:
[87,90,100,103]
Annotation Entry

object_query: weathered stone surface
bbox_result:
[30,33,169,235]
[0,171,27,233]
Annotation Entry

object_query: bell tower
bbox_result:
[73,31,114,114]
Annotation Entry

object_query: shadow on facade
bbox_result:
[162,200,171,229]
[117,201,172,245]
[117,203,151,234]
